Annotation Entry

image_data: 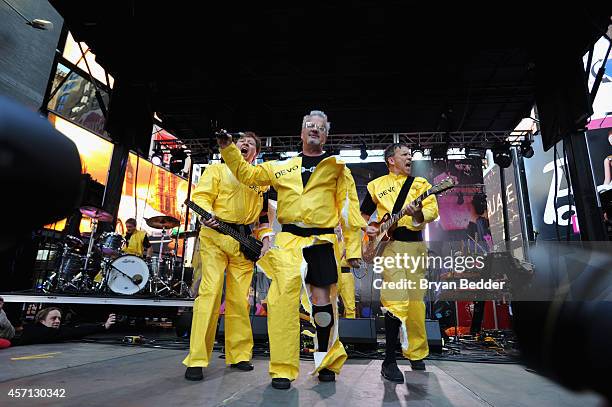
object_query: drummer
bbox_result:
[123,218,153,258]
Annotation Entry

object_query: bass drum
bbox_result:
[107,255,149,295]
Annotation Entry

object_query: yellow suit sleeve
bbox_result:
[337,167,367,260]
[191,165,220,214]
[220,143,274,186]
[412,179,439,230]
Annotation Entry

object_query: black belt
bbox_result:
[392,227,423,242]
[281,224,334,237]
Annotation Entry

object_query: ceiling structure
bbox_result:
[49,2,609,155]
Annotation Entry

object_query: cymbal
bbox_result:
[146,215,180,229]
[80,206,113,222]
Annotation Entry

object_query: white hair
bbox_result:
[302,110,331,132]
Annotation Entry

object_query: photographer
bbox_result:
[15,308,115,346]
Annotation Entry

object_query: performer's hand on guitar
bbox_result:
[405,202,425,223]
[365,224,380,238]
[260,236,271,259]
[347,258,362,268]
[216,129,233,149]
[203,216,220,229]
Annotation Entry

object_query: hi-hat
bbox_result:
[146,216,180,229]
[80,206,113,222]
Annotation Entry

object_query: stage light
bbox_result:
[169,148,187,174]
[360,143,368,160]
[430,144,448,160]
[493,144,512,168]
[412,145,424,160]
[520,141,534,158]
[151,154,163,166]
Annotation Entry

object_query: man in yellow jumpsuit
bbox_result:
[217,110,366,390]
[361,142,438,383]
[123,218,153,258]
[183,132,272,381]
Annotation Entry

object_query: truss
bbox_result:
[178,130,533,157]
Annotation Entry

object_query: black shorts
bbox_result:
[303,243,338,287]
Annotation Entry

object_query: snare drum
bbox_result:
[107,255,149,295]
[97,232,126,256]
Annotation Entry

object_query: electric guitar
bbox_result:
[185,200,263,261]
[362,177,456,262]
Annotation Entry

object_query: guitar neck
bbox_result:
[185,201,248,243]
[380,191,430,233]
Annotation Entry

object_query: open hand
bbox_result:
[104,314,116,330]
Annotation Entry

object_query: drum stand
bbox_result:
[149,227,176,296]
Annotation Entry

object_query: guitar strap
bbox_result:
[391,176,415,215]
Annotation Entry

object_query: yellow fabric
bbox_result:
[192,163,272,239]
[256,231,347,380]
[335,239,356,318]
[379,240,429,361]
[366,173,438,230]
[123,230,146,256]
[182,228,254,367]
[338,272,356,318]
[220,144,366,259]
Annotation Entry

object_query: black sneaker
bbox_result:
[381,362,404,383]
[410,359,426,371]
[271,378,291,389]
[184,367,203,381]
[230,361,254,371]
[318,368,335,382]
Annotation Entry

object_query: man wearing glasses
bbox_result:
[217,110,366,390]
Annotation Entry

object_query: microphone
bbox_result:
[215,129,244,138]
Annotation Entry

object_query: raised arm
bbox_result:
[220,143,274,186]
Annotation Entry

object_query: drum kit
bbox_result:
[43,206,193,297]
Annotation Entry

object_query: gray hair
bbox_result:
[302,110,331,133]
[383,142,410,166]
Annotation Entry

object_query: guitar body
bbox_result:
[362,213,393,263]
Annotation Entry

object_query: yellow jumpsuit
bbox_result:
[220,144,366,380]
[336,238,356,319]
[366,173,438,361]
[182,163,271,368]
[123,230,147,256]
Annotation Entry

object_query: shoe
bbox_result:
[410,359,426,371]
[230,361,254,371]
[271,378,291,389]
[318,368,335,382]
[184,367,203,381]
[381,362,404,383]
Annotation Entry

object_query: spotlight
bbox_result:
[169,148,187,174]
[360,143,368,160]
[412,145,424,160]
[151,154,163,166]
[520,141,534,158]
[493,144,512,168]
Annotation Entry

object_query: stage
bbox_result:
[0,341,603,407]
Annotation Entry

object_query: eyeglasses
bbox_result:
[304,122,328,133]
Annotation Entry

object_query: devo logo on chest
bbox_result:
[377,185,395,199]
[275,165,300,179]
[249,185,264,197]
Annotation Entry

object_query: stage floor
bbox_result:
[0,342,603,407]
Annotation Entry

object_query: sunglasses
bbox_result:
[304,122,328,133]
